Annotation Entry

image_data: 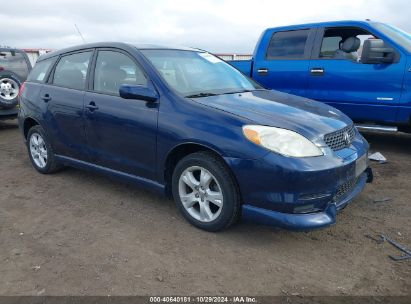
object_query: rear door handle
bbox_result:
[310,68,324,76]
[41,93,51,102]
[86,101,99,111]
[257,68,268,75]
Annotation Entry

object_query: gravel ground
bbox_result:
[0,119,410,296]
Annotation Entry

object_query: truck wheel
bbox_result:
[172,151,241,232]
[0,72,21,109]
[27,125,63,174]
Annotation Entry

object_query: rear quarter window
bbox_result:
[27,57,57,83]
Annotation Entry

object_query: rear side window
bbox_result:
[93,50,147,95]
[53,51,92,90]
[266,29,310,59]
[27,57,56,82]
[0,51,30,80]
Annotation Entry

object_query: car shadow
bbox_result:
[361,130,411,154]
[0,119,18,130]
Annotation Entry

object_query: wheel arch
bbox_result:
[23,116,40,139]
[163,142,241,200]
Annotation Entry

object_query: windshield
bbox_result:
[141,49,261,97]
[373,23,411,53]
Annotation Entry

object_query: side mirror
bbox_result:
[361,39,396,64]
[119,85,158,102]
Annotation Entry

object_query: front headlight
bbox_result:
[242,125,323,157]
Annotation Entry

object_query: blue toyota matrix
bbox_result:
[18,43,373,231]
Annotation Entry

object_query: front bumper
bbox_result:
[224,134,371,230]
[241,169,371,230]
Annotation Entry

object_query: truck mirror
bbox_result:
[361,39,395,64]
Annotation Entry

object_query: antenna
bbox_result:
[74,24,86,43]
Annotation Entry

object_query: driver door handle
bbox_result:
[310,68,324,76]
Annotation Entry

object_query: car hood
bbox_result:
[193,90,353,141]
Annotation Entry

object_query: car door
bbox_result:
[252,28,316,96]
[43,50,93,160]
[307,26,406,123]
[84,49,159,180]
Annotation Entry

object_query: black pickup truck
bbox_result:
[0,48,32,120]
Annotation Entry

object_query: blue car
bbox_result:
[18,43,372,231]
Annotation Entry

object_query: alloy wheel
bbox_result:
[178,166,224,222]
[29,133,48,168]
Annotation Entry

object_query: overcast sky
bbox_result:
[1,0,410,53]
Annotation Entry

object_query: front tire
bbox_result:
[172,151,241,232]
[27,125,63,174]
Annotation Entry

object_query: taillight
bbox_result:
[19,82,26,97]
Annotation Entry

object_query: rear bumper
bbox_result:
[0,107,18,119]
[241,170,371,230]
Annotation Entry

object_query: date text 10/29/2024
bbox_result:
[149,296,257,303]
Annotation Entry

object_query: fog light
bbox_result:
[294,192,332,214]
[293,204,321,214]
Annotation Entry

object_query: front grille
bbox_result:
[324,124,356,151]
[334,178,357,201]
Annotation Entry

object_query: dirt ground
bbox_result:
[0,119,410,296]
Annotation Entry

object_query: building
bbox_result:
[214,53,252,61]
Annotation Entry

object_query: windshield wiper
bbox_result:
[221,89,257,95]
[185,92,219,98]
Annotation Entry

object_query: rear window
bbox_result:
[0,50,30,80]
[52,51,92,90]
[266,29,310,59]
[27,57,56,83]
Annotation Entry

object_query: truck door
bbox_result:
[252,28,316,97]
[307,26,406,123]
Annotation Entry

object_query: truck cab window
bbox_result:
[319,27,376,61]
[266,29,310,59]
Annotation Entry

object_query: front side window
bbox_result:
[0,50,30,79]
[27,57,56,82]
[319,27,376,61]
[320,36,343,57]
[53,51,92,90]
[266,30,310,59]
[141,50,260,97]
[93,50,147,95]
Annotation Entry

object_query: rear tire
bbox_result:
[172,151,241,232]
[27,125,63,174]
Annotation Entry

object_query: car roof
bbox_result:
[38,42,201,62]
[264,20,377,32]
